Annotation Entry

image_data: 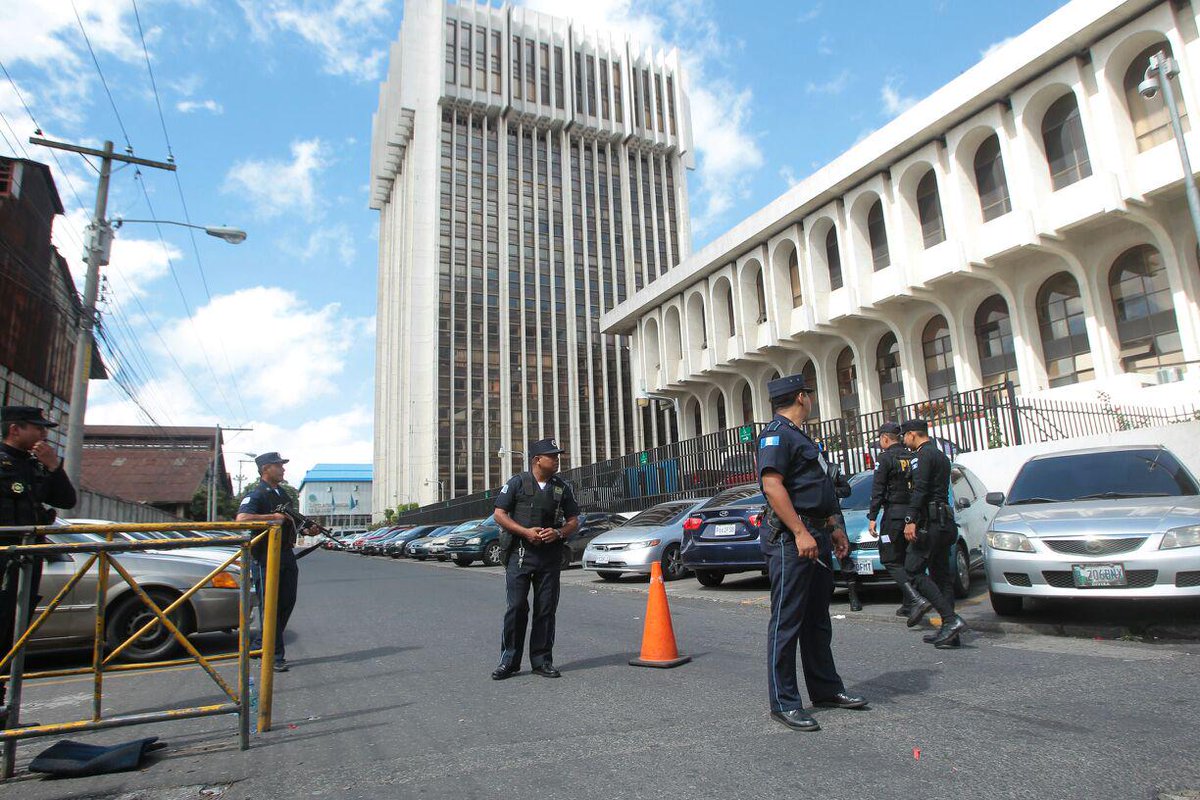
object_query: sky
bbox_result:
[0,0,1066,498]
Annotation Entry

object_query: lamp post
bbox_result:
[423,478,445,502]
[236,457,257,495]
[637,389,682,446]
[114,217,248,244]
[1139,51,1200,256]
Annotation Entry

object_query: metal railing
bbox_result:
[396,382,1199,524]
[0,521,286,779]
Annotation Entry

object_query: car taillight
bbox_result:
[747,513,762,528]
[683,516,701,532]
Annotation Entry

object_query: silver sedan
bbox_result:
[984,445,1200,615]
[583,499,708,581]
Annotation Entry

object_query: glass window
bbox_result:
[876,333,904,412]
[754,270,767,323]
[1042,93,1092,190]
[1109,244,1183,375]
[512,35,522,100]
[1124,43,1189,152]
[867,199,890,270]
[836,346,858,414]
[974,294,1018,389]
[723,284,736,336]
[599,57,610,119]
[789,249,803,308]
[1037,272,1094,387]
[491,31,501,93]
[586,54,597,115]
[654,74,665,132]
[667,76,677,135]
[554,46,564,109]
[628,502,699,527]
[612,61,623,123]
[916,169,945,248]
[974,134,1011,221]
[922,315,956,399]
[741,382,754,423]
[801,361,819,425]
[540,43,551,105]
[716,393,727,429]
[525,39,536,99]
[444,20,457,84]
[950,468,977,504]
[826,227,843,290]
[476,26,487,89]
[460,23,472,88]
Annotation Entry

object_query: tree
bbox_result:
[238,479,300,508]
[188,484,239,521]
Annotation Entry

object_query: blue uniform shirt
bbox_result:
[239,482,296,558]
[756,414,839,519]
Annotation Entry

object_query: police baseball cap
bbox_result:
[900,418,929,434]
[254,452,289,470]
[1,406,58,428]
[878,421,902,436]
[766,373,813,400]
[528,438,566,458]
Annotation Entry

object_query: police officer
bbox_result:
[866,422,927,619]
[0,406,77,719]
[758,375,867,731]
[236,452,313,672]
[491,437,580,680]
[900,419,967,648]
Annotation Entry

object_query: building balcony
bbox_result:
[1038,171,1125,235]
[968,209,1039,265]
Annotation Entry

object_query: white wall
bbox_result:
[955,419,1200,495]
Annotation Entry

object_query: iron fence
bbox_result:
[396,382,1200,525]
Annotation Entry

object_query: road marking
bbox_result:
[992,637,1176,660]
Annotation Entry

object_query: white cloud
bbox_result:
[779,165,800,188]
[881,76,918,117]
[797,4,823,24]
[817,32,834,57]
[981,36,1015,61]
[806,69,851,95]
[176,99,224,114]
[223,138,328,219]
[281,223,357,265]
[237,0,390,81]
[49,208,180,306]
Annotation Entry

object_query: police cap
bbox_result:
[900,418,929,434]
[254,452,289,470]
[766,373,812,400]
[528,437,566,458]
[1,406,58,428]
[878,421,902,436]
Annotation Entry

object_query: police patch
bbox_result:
[500,483,509,494]
[554,486,563,498]
[760,435,780,449]
[11,482,24,494]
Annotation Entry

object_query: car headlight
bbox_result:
[1160,524,1200,549]
[466,536,482,545]
[986,531,1035,553]
[209,571,239,589]
[628,539,661,550]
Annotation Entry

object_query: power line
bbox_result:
[130,0,173,160]
[70,0,133,152]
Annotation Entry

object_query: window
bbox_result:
[444,21,457,84]
[574,52,584,113]
[974,134,1011,221]
[1042,93,1092,190]
[716,393,727,429]
[460,23,472,88]
[789,249,803,308]
[754,270,767,324]
[741,383,754,423]
[0,160,12,197]
[825,227,843,290]
[723,284,736,336]
[974,295,1018,389]
[525,39,536,100]
[876,333,905,412]
[867,199,890,270]
[631,67,641,128]
[554,47,564,109]
[667,76,677,135]
[540,43,551,105]
[690,399,702,437]
[599,57,610,119]
[586,55,597,115]
[916,169,945,248]
[801,361,819,425]
[643,69,653,129]
[1124,43,1189,152]
[654,74,665,132]
[476,26,487,89]
[491,31,502,93]
[512,35,523,100]
[1037,272,1094,387]
[922,316,957,399]
[950,468,978,505]
[836,346,859,414]
[612,61,623,123]
[1109,244,1183,375]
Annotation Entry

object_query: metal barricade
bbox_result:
[0,521,287,779]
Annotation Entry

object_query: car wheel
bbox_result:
[414,555,427,561]
[953,542,970,598]
[597,571,622,582]
[989,588,1023,616]
[661,544,686,581]
[106,588,191,662]
[483,541,504,567]
[453,557,473,567]
[695,570,725,587]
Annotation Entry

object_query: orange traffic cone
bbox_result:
[629,561,691,668]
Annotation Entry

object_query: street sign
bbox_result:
[738,424,754,443]
[638,451,648,466]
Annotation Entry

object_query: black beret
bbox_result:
[1,406,57,427]
[878,422,902,436]
[900,418,929,434]
[767,373,811,400]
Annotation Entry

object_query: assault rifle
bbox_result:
[272,503,337,559]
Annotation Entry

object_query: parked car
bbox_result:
[446,516,504,566]
[385,525,444,557]
[33,526,244,661]
[362,527,410,555]
[567,513,629,564]
[679,483,768,586]
[583,499,710,581]
[983,445,1200,615]
[348,528,396,554]
[424,520,484,561]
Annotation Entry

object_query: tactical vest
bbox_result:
[0,452,54,530]
[502,472,567,569]
[881,447,915,516]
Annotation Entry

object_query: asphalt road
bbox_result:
[8,551,1200,800]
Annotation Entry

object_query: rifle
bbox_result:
[272,503,337,559]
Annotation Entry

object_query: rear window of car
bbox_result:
[1007,448,1200,504]
[840,472,873,511]
[703,484,760,507]
[626,502,696,527]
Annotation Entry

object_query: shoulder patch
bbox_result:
[500,483,510,494]
[760,435,781,449]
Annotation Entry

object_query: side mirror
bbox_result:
[954,496,971,511]
[985,492,1006,507]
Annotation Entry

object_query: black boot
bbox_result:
[896,602,912,617]
[847,581,862,612]
[900,582,933,628]
[930,615,967,647]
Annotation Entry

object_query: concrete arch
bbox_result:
[738,257,767,326]
[849,190,887,279]
[710,274,736,362]
[805,215,839,294]
[663,304,683,383]
[642,315,662,390]
[770,236,802,311]
[685,289,708,354]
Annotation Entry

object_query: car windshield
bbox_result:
[1007,448,1199,504]
[48,532,107,543]
[626,502,697,527]
[840,472,874,511]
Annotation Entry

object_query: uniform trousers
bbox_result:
[250,548,298,662]
[764,532,845,712]
[499,559,560,670]
[904,522,957,618]
[877,515,911,586]
[0,555,41,705]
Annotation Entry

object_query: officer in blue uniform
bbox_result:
[757,374,868,731]
[491,437,580,680]
[236,452,314,672]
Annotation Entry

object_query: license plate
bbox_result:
[854,560,874,576]
[711,524,738,537]
[595,556,609,564]
[1072,563,1126,588]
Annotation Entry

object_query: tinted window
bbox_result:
[1007,448,1198,503]
[840,472,873,511]
[704,484,760,507]
[626,503,696,527]
[726,492,765,507]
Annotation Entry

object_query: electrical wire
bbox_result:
[70,0,133,152]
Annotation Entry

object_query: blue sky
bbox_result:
[0,0,1065,493]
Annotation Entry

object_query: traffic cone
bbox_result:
[629,561,691,668]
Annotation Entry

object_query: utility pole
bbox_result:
[30,137,176,495]
[211,425,253,521]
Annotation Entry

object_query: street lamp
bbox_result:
[496,445,526,459]
[1139,51,1200,263]
[114,217,248,244]
[423,478,445,502]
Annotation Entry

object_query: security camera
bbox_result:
[1139,75,1160,100]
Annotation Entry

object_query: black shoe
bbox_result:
[934,634,962,649]
[813,692,869,709]
[272,660,289,673]
[896,604,912,617]
[770,709,820,732]
[930,615,968,647]
[847,584,863,612]
[901,583,933,628]
[922,630,939,643]
[531,664,561,678]
[491,664,519,680]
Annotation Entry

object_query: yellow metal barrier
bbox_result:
[0,521,285,779]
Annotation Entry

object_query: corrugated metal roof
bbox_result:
[299,463,373,486]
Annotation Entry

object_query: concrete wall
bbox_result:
[73,490,181,524]
[955,419,1200,495]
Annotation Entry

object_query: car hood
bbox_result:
[992,497,1200,536]
[840,509,872,543]
[586,525,681,546]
